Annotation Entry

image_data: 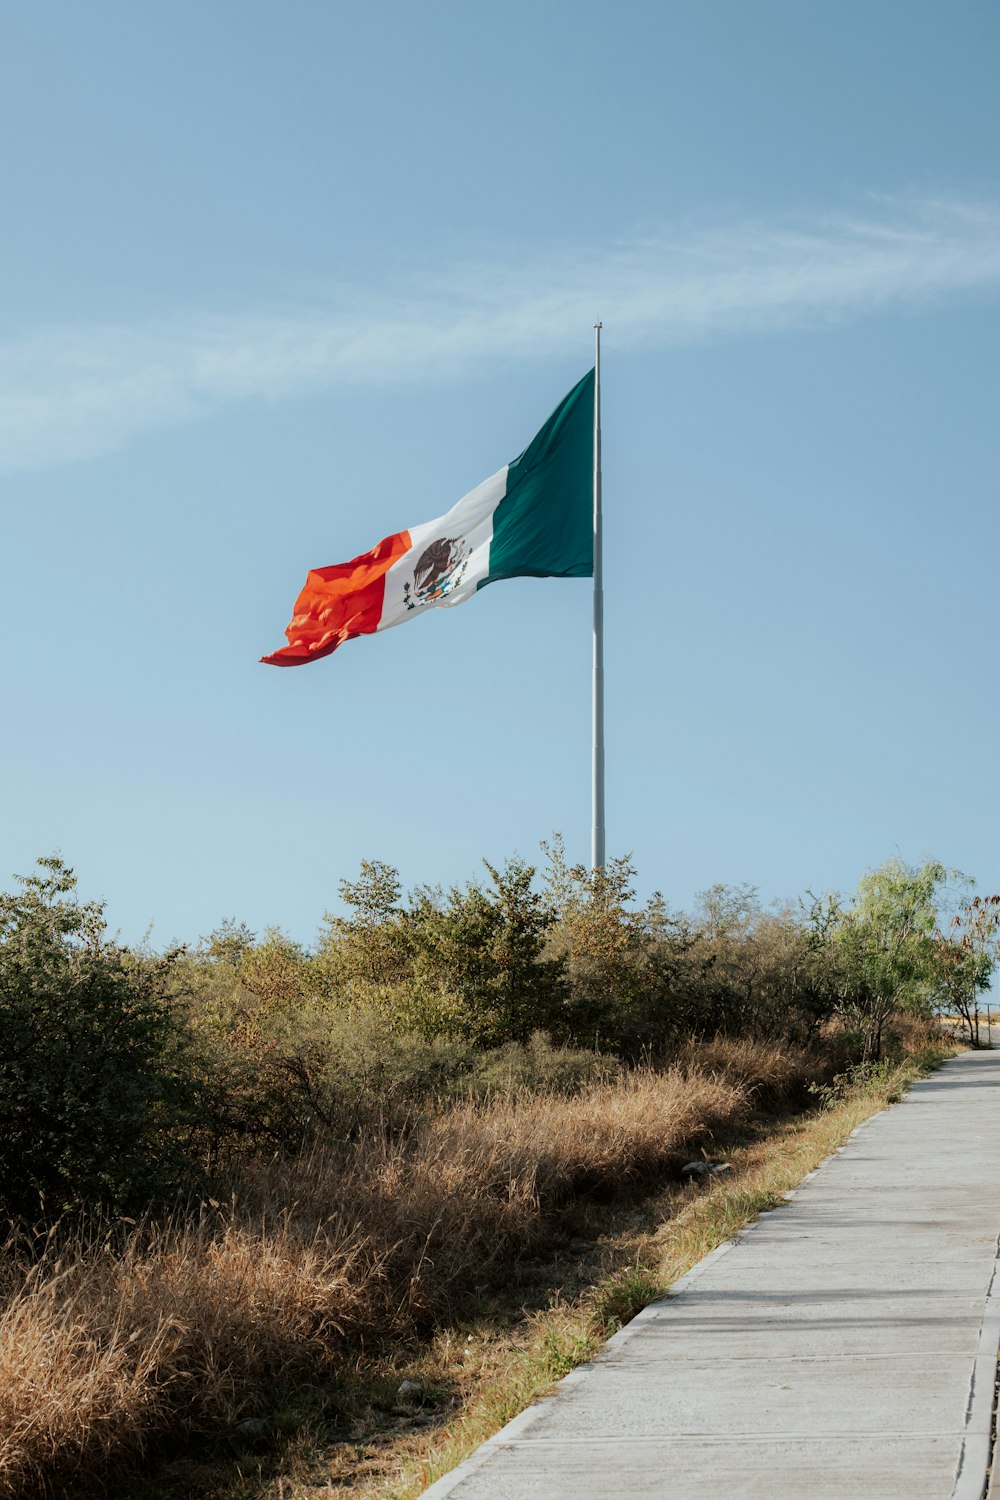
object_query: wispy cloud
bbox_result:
[2,196,998,470]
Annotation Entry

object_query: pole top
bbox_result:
[594,320,603,329]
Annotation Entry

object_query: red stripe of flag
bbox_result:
[261,530,411,666]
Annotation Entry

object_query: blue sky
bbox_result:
[2,0,998,944]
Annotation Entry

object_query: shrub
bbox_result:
[541,837,698,1054]
[460,1031,621,1099]
[809,858,951,1061]
[0,859,194,1218]
[684,885,838,1044]
[404,859,569,1046]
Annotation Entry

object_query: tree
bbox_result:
[202,917,255,968]
[819,858,949,1062]
[407,858,568,1046]
[541,836,695,1054]
[238,928,309,1011]
[315,859,411,991]
[178,924,339,1152]
[691,886,835,1043]
[0,857,194,1217]
[934,894,1000,1046]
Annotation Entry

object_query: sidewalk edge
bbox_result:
[955,1232,1000,1500]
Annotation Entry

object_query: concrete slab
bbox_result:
[692,1257,990,1293]
[440,1435,959,1500]
[421,1051,1000,1500]
[513,1354,973,1439]
[601,1303,985,1360]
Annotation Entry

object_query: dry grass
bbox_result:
[0,1212,373,1496]
[0,1030,950,1500]
[672,1034,843,1106]
[0,1061,750,1499]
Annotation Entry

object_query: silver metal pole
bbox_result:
[592,323,605,872]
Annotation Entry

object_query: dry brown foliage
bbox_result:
[672,1034,843,1105]
[0,1049,776,1498]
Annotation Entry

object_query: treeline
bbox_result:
[0,843,995,1221]
[0,845,991,1498]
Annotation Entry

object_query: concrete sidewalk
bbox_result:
[423,1050,1000,1500]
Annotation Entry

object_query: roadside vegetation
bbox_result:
[0,845,992,1498]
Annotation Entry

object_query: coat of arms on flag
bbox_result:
[403,536,471,610]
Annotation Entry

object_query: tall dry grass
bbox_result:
[672,1033,845,1106]
[0,1049,782,1498]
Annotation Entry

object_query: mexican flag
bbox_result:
[261,369,595,667]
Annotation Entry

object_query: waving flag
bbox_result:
[261,369,594,666]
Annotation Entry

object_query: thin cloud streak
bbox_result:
[2,197,998,470]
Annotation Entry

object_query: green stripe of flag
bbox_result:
[480,368,595,589]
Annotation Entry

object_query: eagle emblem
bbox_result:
[403,536,471,610]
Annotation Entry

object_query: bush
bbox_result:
[460,1031,622,1099]
[176,946,620,1152]
[683,885,838,1044]
[541,838,699,1054]
[0,859,194,1218]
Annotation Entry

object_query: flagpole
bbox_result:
[592,322,605,872]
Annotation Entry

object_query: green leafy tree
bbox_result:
[202,917,255,968]
[689,886,836,1043]
[0,857,194,1217]
[177,925,336,1152]
[238,928,309,1012]
[541,836,696,1054]
[407,858,568,1046]
[315,859,412,992]
[818,858,949,1061]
